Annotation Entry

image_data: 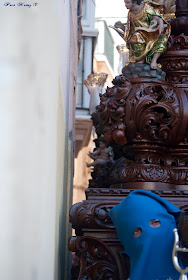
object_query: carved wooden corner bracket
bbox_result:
[68,236,119,280]
[69,201,114,229]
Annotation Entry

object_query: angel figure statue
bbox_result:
[111,0,171,69]
[86,137,113,168]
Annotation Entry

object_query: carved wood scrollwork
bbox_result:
[69,236,119,280]
[128,84,180,143]
[69,202,114,229]
[111,164,166,184]
[97,76,132,146]
[98,79,182,145]
[162,59,188,72]
[111,163,188,185]
[94,73,188,186]
[167,34,188,51]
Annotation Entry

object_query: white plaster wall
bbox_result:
[0,1,77,279]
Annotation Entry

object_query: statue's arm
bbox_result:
[114,21,126,32]
[153,15,164,35]
[88,149,100,159]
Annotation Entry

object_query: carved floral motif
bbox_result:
[111,163,188,185]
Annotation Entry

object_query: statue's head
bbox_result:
[124,0,143,9]
[98,136,107,148]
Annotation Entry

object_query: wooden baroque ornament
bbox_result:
[96,76,188,188]
[97,76,132,146]
[160,34,188,84]
[69,190,188,280]
[69,0,188,279]
[68,236,120,280]
[70,201,114,229]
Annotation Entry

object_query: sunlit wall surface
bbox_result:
[0,1,77,280]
